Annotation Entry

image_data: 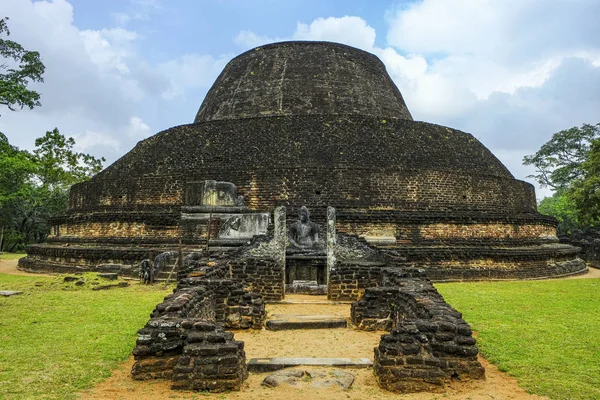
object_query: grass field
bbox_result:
[0,273,171,400]
[0,252,27,261]
[437,279,600,400]
[0,272,598,399]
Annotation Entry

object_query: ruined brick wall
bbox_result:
[195,41,413,122]
[328,261,384,301]
[351,268,484,393]
[132,266,265,392]
[54,222,180,238]
[67,116,530,214]
[561,228,600,268]
[230,258,284,301]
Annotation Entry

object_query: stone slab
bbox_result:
[248,358,372,372]
[98,273,118,280]
[266,315,347,330]
[262,368,355,389]
[285,283,327,295]
[0,290,23,297]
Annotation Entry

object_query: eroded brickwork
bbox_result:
[131,261,264,391]
[22,41,583,281]
[351,268,485,393]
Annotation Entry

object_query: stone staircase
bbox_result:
[247,294,374,372]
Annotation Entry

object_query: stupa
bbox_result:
[20,41,585,281]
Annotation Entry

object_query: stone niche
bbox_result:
[185,180,243,207]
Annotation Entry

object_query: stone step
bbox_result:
[247,357,372,372]
[269,299,353,305]
[266,314,347,330]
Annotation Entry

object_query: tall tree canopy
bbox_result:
[524,123,600,233]
[523,123,600,191]
[568,138,600,226]
[0,17,45,114]
[0,130,104,252]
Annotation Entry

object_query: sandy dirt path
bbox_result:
[80,298,549,400]
[80,355,547,400]
[2,259,595,398]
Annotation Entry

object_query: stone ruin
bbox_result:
[13,40,592,393]
[19,41,586,281]
[131,206,485,393]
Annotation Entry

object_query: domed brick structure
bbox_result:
[20,41,585,281]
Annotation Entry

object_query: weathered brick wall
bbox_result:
[561,228,600,268]
[328,261,385,301]
[55,222,180,238]
[195,41,413,122]
[336,221,557,243]
[177,277,265,329]
[418,223,556,240]
[230,258,284,301]
[132,264,265,392]
[67,115,532,214]
[351,268,485,393]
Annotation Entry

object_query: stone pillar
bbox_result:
[274,206,286,294]
[326,206,336,287]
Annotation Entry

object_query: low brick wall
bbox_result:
[328,261,385,301]
[131,263,265,391]
[352,268,485,393]
[230,258,284,301]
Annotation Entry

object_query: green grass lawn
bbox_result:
[436,278,600,400]
[1,272,598,399]
[0,273,171,400]
[0,252,27,261]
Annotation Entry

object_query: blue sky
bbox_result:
[2,0,600,199]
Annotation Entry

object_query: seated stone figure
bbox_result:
[288,206,321,250]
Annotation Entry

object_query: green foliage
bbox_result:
[32,128,104,189]
[0,273,170,400]
[568,138,600,226]
[0,17,45,114]
[437,279,600,400]
[0,252,26,261]
[0,130,104,251]
[523,123,600,190]
[537,191,581,234]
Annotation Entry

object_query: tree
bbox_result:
[0,130,104,251]
[0,16,45,114]
[568,138,600,226]
[33,128,104,189]
[0,132,36,250]
[537,191,581,235]
[523,123,600,190]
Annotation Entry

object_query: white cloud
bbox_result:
[73,131,120,152]
[234,30,279,49]
[158,54,231,100]
[80,28,137,75]
[111,12,131,26]
[293,16,376,51]
[126,116,151,139]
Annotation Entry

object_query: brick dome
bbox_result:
[195,41,413,122]
[22,41,585,281]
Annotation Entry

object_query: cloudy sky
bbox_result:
[1,0,599,199]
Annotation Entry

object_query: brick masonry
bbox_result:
[351,267,485,393]
[131,260,264,391]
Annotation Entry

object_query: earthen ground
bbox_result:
[3,259,598,398]
[80,295,551,400]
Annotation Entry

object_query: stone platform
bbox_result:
[248,357,373,372]
[266,314,347,330]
